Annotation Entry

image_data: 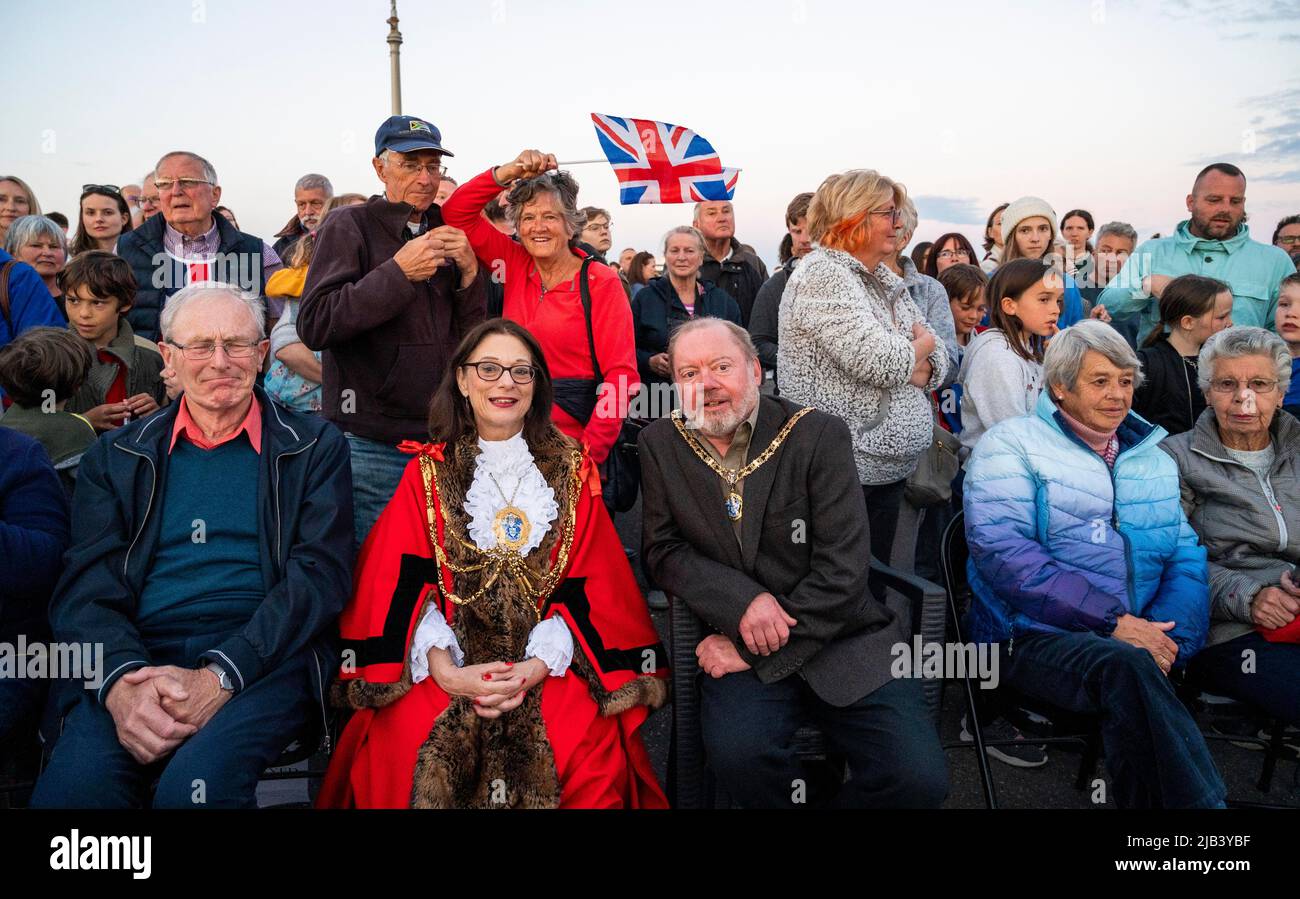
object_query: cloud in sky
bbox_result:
[911,196,987,226]
[1191,81,1300,184]
[5,0,1296,265]
[1164,0,1300,23]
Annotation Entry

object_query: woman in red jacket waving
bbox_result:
[442,150,638,465]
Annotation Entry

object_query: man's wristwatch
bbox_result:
[203,661,235,693]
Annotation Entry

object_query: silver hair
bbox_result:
[691,199,733,223]
[294,173,334,195]
[1044,319,1145,391]
[898,197,919,236]
[662,225,706,255]
[1196,326,1291,394]
[155,151,219,186]
[3,214,68,257]
[1097,221,1138,244]
[160,282,265,344]
[503,173,585,239]
[667,316,759,368]
[378,148,439,167]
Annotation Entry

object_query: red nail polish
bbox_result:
[505,662,514,667]
[482,673,491,680]
[473,698,480,706]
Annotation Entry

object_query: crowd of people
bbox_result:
[1,111,1299,809]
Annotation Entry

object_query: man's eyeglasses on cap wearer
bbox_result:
[394,160,448,177]
[154,178,214,193]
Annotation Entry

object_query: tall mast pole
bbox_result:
[387,0,403,115]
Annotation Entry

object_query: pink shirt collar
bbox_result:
[169,395,262,453]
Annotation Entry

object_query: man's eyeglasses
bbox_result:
[154,178,214,193]
[168,340,260,360]
[461,361,537,383]
[395,161,448,177]
[1209,377,1279,395]
[1278,235,1300,247]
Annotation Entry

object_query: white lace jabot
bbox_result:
[464,431,559,555]
[409,430,572,683]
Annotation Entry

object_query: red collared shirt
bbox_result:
[169,395,263,453]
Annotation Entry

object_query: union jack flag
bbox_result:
[590,113,740,205]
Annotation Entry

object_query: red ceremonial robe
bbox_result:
[317,434,669,808]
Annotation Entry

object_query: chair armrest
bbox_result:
[869,559,946,727]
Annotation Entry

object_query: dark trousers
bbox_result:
[0,677,45,774]
[914,499,956,583]
[699,669,948,808]
[1188,631,1300,726]
[861,478,906,566]
[1003,631,1226,808]
[31,630,314,809]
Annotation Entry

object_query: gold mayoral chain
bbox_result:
[670,406,813,522]
[488,470,531,552]
[417,452,581,623]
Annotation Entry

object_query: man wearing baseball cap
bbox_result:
[299,116,487,546]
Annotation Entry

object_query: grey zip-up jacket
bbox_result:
[1160,408,1300,646]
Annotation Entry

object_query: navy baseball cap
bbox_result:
[374,116,455,157]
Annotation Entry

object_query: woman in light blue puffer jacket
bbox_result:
[963,320,1224,808]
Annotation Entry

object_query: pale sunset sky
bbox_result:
[5,0,1298,267]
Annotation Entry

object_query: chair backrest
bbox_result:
[939,508,970,614]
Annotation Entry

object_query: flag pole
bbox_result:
[559,158,744,172]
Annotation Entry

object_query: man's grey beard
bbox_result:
[683,380,760,439]
[300,215,320,231]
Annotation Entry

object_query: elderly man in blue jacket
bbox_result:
[32,282,353,809]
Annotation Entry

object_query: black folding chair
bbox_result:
[939,510,1103,808]
[668,558,948,809]
[1173,675,1296,800]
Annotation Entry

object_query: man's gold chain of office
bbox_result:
[669,406,813,521]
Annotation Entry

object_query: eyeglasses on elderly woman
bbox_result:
[1208,377,1279,394]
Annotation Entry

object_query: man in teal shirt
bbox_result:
[1099,163,1295,335]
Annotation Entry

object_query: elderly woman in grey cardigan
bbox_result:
[1160,326,1300,727]
[778,169,947,566]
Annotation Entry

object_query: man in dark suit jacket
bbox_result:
[639,317,947,808]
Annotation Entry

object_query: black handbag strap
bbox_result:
[577,256,602,383]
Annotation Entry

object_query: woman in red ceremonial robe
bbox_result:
[317,319,668,808]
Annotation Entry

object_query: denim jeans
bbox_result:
[1188,632,1300,726]
[1003,631,1226,808]
[31,627,314,809]
[346,433,412,551]
[699,670,948,808]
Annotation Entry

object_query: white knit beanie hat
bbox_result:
[1001,196,1058,246]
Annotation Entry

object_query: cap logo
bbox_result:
[408,119,432,134]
